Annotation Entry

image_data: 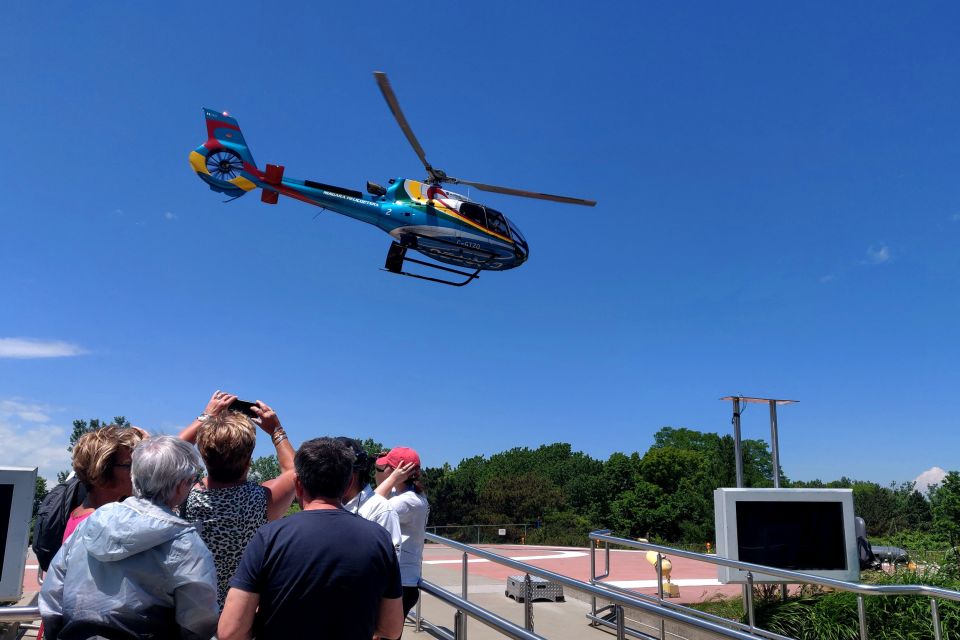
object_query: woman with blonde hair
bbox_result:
[179,390,296,607]
[62,425,146,541]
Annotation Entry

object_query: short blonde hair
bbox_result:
[72,426,145,490]
[195,411,256,482]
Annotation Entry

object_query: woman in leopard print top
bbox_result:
[179,391,296,607]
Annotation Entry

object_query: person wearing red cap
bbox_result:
[375,446,430,622]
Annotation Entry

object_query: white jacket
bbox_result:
[343,484,402,555]
[39,497,218,640]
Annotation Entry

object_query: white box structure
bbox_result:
[0,467,38,602]
[714,488,859,584]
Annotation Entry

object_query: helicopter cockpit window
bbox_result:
[508,219,527,246]
[458,202,487,227]
[486,209,509,236]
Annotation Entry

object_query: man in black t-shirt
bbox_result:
[218,438,404,640]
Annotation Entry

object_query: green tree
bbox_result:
[930,471,960,546]
[477,472,564,524]
[33,475,48,518]
[248,455,280,483]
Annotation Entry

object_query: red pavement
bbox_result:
[423,544,743,605]
[22,545,744,606]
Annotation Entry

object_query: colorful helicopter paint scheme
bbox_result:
[189,72,596,286]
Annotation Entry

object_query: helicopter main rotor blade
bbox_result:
[451,178,597,207]
[374,71,436,178]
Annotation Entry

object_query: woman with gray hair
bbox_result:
[39,436,218,640]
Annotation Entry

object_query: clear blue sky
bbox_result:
[1,2,958,487]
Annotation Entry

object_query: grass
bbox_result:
[688,567,960,640]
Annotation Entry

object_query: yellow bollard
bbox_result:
[645,551,680,598]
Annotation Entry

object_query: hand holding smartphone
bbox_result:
[228,399,259,419]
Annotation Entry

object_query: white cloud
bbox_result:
[0,400,51,423]
[0,338,86,359]
[866,245,890,265]
[952,213,960,221]
[0,401,70,483]
[163,211,177,221]
[914,466,947,494]
[819,274,835,283]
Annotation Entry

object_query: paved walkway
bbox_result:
[412,543,741,639]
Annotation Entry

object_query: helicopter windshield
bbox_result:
[458,202,487,227]
[485,208,509,236]
[457,202,512,237]
[508,217,528,251]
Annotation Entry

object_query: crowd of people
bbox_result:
[36,391,430,640]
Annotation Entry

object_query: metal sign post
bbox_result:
[720,396,797,488]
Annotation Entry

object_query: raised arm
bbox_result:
[252,400,297,520]
[374,461,417,499]
[178,390,236,443]
[251,401,294,473]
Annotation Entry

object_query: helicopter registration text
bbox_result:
[322,191,380,208]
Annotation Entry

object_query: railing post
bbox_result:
[415,592,422,632]
[461,552,468,639]
[656,553,666,640]
[454,610,464,639]
[931,597,942,640]
[745,572,756,630]
[615,604,626,640]
[857,594,868,640]
[524,573,534,631]
[589,538,598,622]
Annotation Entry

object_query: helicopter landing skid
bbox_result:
[383,236,493,287]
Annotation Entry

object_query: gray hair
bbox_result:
[131,436,203,506]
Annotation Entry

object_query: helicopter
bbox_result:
[188,72,596,286]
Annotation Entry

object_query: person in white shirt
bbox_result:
[375,446,430,620]
[337,437,402,555]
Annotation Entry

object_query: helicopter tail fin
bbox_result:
[189,108,259,198]
[202,108,257,167]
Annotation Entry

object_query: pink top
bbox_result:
[62,511,93,543]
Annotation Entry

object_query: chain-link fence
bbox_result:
[426,523,533,545]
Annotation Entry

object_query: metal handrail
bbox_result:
[419,579,546,640]
[589,530,960,601]
[425,532,762,640]
[0,605,40,623]
[589,530,957,640]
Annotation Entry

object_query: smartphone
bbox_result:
[229,399,259,418]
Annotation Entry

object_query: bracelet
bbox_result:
[271,427,287,445]
[197,413,211,423]
[272,434,288,447]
